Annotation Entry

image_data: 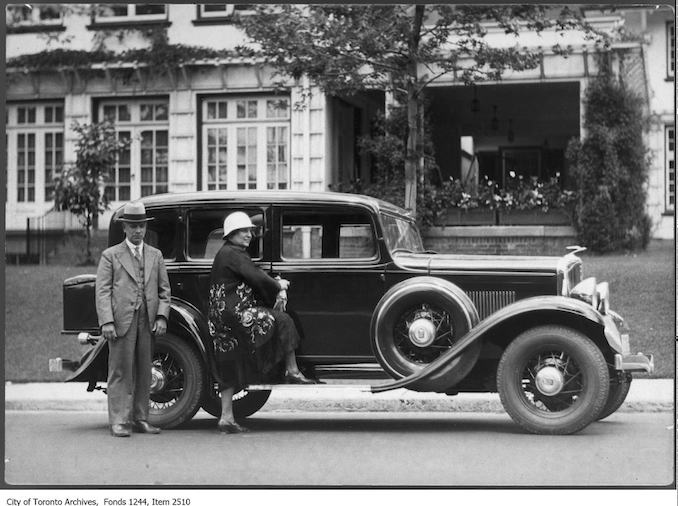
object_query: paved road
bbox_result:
[4,410,675,487]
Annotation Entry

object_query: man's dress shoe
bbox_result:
[110,424,131,437]
[133,420,161,434]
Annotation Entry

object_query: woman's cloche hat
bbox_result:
[117,201,155,223]
[223,211,256,238]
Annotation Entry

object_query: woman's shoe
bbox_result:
[283,370,319,385]
[217,420,250,434]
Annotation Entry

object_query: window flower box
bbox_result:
[499,209,571,226]
[439,208,497,226]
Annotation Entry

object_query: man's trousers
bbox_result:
[107,302,153,426]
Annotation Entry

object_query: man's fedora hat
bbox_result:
[117,201,154,223]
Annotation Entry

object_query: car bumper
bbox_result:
[614,353,654,374]
[604,312,654,374]
[48,357,80,372]
[49,332,103,375]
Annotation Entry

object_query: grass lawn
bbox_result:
[580,240,675,378]
[4,240,675,382]
[5,265,94,382]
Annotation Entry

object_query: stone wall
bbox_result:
[422,226,578,256]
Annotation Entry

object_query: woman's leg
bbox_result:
[217,386,249,433]
[218,386,236,423]
[284,349,300,374]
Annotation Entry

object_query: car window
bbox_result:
[281,208,377,260]
[380,213,424,253]
[187,208,264,260]
[145,208,178,260]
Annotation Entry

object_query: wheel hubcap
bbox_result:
[408,318,437,347]
[150,364,167,394]
[535,366,565,396]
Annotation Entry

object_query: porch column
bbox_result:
[168,89,197,193]
[290,77,327,192]
[578,79,588,140]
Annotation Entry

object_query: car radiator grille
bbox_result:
[568,263,582,293]
[468,290,516,320]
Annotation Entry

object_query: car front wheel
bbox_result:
[496,325,609,435]
[597,373,632,421]
[148,334,204,429]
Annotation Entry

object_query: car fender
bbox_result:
[371,295,607,393]
[66,297,220,385]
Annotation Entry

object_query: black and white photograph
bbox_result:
[2,2,675,502]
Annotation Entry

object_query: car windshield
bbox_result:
[380,213,425,253]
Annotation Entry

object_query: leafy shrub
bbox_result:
[565,59,651,252]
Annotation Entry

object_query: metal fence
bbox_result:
[8,211,81,264]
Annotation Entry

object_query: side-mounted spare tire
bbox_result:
[370,277,482,390]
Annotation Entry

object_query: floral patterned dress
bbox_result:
[208,242,300,389]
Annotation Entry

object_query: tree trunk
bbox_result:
[404,87,419,214]
[85,211,93,265]
[403,4,425,215]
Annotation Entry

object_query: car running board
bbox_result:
[247,383,374,392]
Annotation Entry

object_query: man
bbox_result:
[96,201,171,437]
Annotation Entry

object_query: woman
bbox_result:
[208,211,317,434]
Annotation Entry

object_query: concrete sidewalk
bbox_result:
[4,379,675,413]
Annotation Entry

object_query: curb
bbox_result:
[5,380,675,414]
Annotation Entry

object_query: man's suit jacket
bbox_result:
[96,241,171,337]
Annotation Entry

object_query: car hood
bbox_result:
[392,252,562,274]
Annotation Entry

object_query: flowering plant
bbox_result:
[439,173,575,214]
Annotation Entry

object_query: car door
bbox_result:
[173,205,272,317]
[270,204,387,362]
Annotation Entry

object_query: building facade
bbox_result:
[4,4,675,241]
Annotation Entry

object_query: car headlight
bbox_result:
[596,281,610,315]
[571,278,611,314]
[570,277,599,308]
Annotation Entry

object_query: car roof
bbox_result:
[116,190,411,219]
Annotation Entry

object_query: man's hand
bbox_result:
[102,323,117,341]
[278,278,291,291]
[153,317,167,336]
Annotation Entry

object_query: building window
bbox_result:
[96,4,167,22]
[201,96,290,191]
[7,102,64,205]
[105,131,132,202]
[267,126,289,189]
[666,125,675,212]
[205,127,228,190]
[44,132,63,201]
[44,105,63,124]
[17,107,36,124]
[668,22,675,79]
[16,133,36,202]
[140,130,168,197]
[98,98,169,202]
[237,127,257,189]
[6,4,62,27]
[196,4,254,20]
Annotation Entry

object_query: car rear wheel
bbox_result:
[496,325,609,435]
[597,373,632,421]
[148,334,204,429]
[371,277,481,389]
[200,387,272,419]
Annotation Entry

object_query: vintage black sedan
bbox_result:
[52,191,654,435]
